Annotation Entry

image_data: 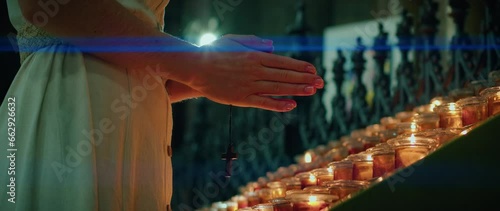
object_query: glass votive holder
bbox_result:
[412,112,440,131]
[302,186,330,194]
[346,153,373,181]
[270,187,287,199]
[374,129,399,143]
[380,116,401,129]
[311,168,334,185]
[285,193,338,211]
[398,128,461,147]
[341,137,364,155]
[277,167,294,179]
[322,180,370,200]
[396,111,415,122]
[456,96,488,126]
[435,103,463,128]
[489,70,500,86]
[479,86,500,117]
[413,104,434,114]
[370,147,395,178]
[395,122,420,135]
[295,172,317,189]
[267,181,285,189]
[430,96,454,107]
[285,190,305,196]
[360,136,381,150]
[449,88,475,101]
[214,202,228,211]
[256,188,274,203]
[387,136,438,169]
[226,201,238,211]
[270,198,293,211]
[252,203,274,211]
[281,177,301,191]
[245,192,261,207]
[327,160,353,180]
[232,195,249,209]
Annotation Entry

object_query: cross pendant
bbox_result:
[221,143,238,178]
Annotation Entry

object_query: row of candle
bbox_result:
[203,80,500,211]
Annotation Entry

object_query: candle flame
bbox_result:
[431,99,443,107]
[410,134,416,144]
[309,195,318,202]
[327,167,333,174]
[410,122,418,131]
[305,153,312,163]
[309,174,316,182]
[366,154,373,161]
[449,103,457,111]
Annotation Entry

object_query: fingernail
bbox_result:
[314,79,324,87]
[304,86,315,94]
[284,103,295,111]
[306,65,316,73]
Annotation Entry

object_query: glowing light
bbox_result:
[308,174,316,183]
[410,134,416,144]
[304,152,312,163]
[199,33,217,46]
[449,103,457,111]
[327,167,333,173]
[366,154,373,161]
[308,195,318,202]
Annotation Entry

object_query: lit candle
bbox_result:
[232,195,248,209]
[388,135,438,169]
[456,96,488,126]
[430,96,454,109]
[328,160,353,180]
[480,86,500,117]
[340,136,364,155]
[322,180,370,200]
[435,103,463,128]
[360,136,381,150]
[347,153,374,181]
[370,146,395,178]
[412,113,440,131]
[397,129,460,147]
[285,194,337,211]
[226,201,238,211]
[295,172,317,189]
[395,122,420,135]
[311,168,334,185]
[256,188,274,203]
[281,177,302,191]
[245,192,261,207]
[304,152,312,163]
[413,104,434,114]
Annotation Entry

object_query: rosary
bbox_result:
[221,105,237,178]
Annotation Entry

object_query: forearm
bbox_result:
[165,81,202,103]
[18,0,199,83]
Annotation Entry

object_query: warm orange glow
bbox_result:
[327,167,333,174]
[366,154,373,161]
[304,152,312,163]
[449,103,457,111]
[308,174,316,183]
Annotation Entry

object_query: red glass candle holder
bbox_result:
[449,88,475,101]
[341,136,364,155]
[480,86,500,117]
[281,177,302,191]
[435,103,463,128]
[456,96,488,126]
[370,147,395,178]
[346,153,373,181]
[412,112,440,131]
[360,136,381,150]
[232,195,248,209]
[311,168,334,185]
[388,136,438,169]
[328,160,353,180]
[295,172,317,189]
[413,104,434,114]
[245,192,261,207]
[395,122,420,135]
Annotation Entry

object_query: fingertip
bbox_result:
[305,65,317,74]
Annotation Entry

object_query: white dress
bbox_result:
[1,1,173,210]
